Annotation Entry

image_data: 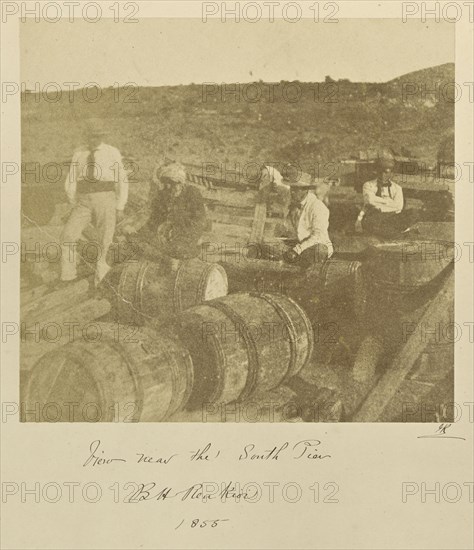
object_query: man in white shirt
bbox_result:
[283,173,334,267]
[60,120,128,286]
[355,157,411,238]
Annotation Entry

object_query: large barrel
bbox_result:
[22,323,193,422]
[116,258,228,325]
[180,292,314,408]
[319,258,366,316]
[221,257,365,317]
[365,240,454,293]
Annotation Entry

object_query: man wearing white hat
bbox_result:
[282,172,334,267]
[60,120,128,286]
[145,161,207,259]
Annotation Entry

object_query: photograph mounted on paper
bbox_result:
[19,18,456,423]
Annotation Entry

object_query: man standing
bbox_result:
[145,162,207,260]
[355,157,408,239]
[282,173,334,267]
[60,120,128,286]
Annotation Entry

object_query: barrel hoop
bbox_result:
[260,292,313,377]
[136,261,151,316]
[183,310,226,404]
[105,339,145,420]
[203,299,259,402]
[151,342,176,419]
[198,264,213,303]
[159,339,193,417]
[252,292,297,380]
[117,262,141,323]
[173,261,184,312]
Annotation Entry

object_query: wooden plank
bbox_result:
[21,279,91,323]
[249,202,267,244]
[206,222,251,241]
[352,267,454,422]
[200,187,258,209]
[207,211,254,227]
[21,297,111,344]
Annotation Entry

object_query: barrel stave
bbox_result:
[180,292,314,408]
[116,258,228,326]
[23,323,193,422]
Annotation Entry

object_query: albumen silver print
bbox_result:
[16,15,460,424]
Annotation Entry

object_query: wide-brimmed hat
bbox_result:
[287,171,313,189]
[160,162,187,184]
[378,157,395,170]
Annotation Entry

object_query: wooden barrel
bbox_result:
[180,292,314,408]
[221,257,365,317]
[319,258,366,316]
[366,240,454,293]
[116,258,228,325]
[22,323,193,422]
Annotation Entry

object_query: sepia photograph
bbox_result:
[2,3,473,550]
[17,16,458,423]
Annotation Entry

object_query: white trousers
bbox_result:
[61,192,116,285]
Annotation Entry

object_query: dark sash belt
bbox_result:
[77,180,116,194]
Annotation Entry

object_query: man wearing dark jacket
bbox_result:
[145,162,207,259]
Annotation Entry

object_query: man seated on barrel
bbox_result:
[144,162,207,260]
[355,157,414,239]
[281,173,334,268]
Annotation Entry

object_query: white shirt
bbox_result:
[361,179,404,214]
[291,192,334,257]
[64,142,129,210]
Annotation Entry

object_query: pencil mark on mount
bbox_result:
[417,423,466,441]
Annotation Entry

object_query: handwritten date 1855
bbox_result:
[175,519,230,530]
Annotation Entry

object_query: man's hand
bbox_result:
[283,248,299,264]
[116,210,125,222]
[156,221,174,245]
[354,219,363,233]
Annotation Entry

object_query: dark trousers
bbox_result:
[362,210,418,239]
[299,243,330,268]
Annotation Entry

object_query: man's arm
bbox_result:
[362,184,390,209]
[382,185,404,213]
[294,203,329,254]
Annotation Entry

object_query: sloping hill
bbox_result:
[21,63,454,193]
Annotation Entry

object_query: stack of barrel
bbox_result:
[220,256,366,321]
[22,251,317,422]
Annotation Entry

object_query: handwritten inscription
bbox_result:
[128,481,259,503]
[136,453,177,464]
[175,519,230,530]
[83,439,331,467]
[83,440,127,467]
[239,440,331,461]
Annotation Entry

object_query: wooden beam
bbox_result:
[249,202,267,244]
[352,267,454,422]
